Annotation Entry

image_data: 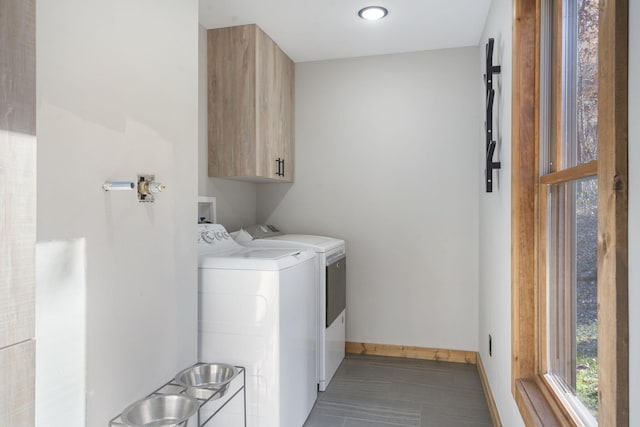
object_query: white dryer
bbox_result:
[197,224,317,427]
[237,225,346,392]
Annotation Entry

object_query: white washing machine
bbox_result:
[197,224,317,427]
[237,225,346,392]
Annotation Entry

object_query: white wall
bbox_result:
[629,0,639,423]
[37,1,199,424]
[257,48,481,352]
[198,25,257,231]
[477,0,525,425]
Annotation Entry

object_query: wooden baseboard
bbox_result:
[345,341,477,364]
[477,354,503,427]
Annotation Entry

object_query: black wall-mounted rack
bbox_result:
[484,38,501,193]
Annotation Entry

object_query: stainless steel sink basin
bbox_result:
[174,363,239,400]
[120,394,199,427]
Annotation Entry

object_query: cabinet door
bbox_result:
[256,27,281,180]
[0,0,36,423]
[256,27,294,182]
[276,44,295,182]
[0,0,36,351]
[208,25,257,178]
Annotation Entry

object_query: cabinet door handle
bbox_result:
[281,159,285,177]
[275,158,282,176]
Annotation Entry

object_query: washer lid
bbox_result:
[199,247,314,270]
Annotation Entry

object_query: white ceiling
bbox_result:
[199,0,492,63]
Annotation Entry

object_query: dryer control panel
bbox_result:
[243,224,283,239]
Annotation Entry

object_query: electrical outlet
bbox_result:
[489,334,493,357]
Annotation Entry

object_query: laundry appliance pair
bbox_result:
[196,223,346,426]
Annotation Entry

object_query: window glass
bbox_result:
[549,0,599,170]
[575,177,598,416]
[546,177,598,423]
[575,0,599,165]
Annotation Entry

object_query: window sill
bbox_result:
[514,378,575,427]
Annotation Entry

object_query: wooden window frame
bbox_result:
[511,0,629,425]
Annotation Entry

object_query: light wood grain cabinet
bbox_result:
[208,24,294,182]
[0,0,36,424]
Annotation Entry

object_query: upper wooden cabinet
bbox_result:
[208,24,294,182]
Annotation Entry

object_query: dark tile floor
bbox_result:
[303,354,494,427]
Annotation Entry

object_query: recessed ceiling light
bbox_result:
[358,6,389,21]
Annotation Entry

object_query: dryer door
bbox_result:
[326,256,346,327]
